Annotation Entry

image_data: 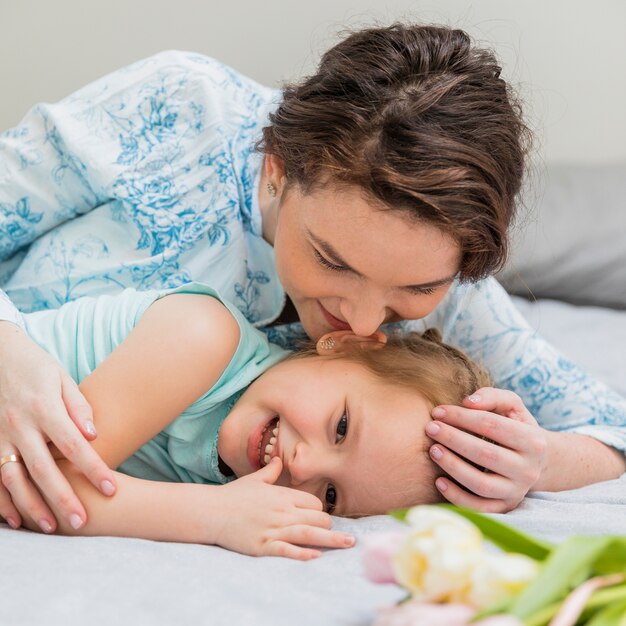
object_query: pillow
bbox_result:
[497,162,626,309]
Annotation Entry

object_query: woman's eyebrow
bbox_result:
[307,229,457,290]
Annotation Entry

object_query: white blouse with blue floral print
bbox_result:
[1,51,625,454]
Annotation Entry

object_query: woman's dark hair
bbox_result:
[258,23,531,281]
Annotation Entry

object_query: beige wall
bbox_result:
[1,0,625,164]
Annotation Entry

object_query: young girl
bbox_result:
[7,282,625,559]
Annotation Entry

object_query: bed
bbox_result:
[2,163,625,626]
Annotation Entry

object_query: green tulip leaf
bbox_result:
[509,536,612,619]
[438,505,553,560]
[584,597,626,626]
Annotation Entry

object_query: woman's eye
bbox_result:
[314,249,346,273]
[325,485,337,514]
[336,413,348,441]
[407,286,436,296]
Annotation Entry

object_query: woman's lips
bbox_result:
[318,301,352,331]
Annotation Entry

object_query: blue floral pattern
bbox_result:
[0,51,624,453]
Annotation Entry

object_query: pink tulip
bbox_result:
[362,531,408,584]
[372,601,524,626]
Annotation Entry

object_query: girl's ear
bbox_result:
[316,330,387,355]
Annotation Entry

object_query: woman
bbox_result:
[0,24,624,535]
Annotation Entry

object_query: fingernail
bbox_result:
[100,480,116,496]
[430,446,443,460]
[39,519,53,533]
[425,422,440,436]
[344,535,355,546]
[432,407,446,419]
[467,394,482,404]
[69,514,84,530]
[7,518,19,530]
[435,478,448,492]
[84,421,97,437]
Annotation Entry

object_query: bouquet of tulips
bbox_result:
[362,505,626,626]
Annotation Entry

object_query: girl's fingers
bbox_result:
[434,477,510,514]
[428,443,513,500]
[431,405,533,449]
[1,458,56,533]
[267,541,322,561]
[0,481,22,529]
[462,387,536,424]
[426,420,522,477]
[275,524,356,551]
[287,508,333,530]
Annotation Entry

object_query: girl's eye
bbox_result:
[314,249,346,273]
[325,485,337,514]
[336,413,348,442]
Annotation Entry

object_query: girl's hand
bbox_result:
[425,387,548,513]
[0,323,117,533]
[212,457,356,559]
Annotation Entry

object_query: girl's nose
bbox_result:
[287,441,318,487]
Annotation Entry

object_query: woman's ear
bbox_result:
[265,153,286,190]
[316,330,387,355]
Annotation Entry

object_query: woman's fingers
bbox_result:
[0,459,56,533]
[42,409,117,499]
[434,476,510,513]
[0,479,22,529]
[7,430,88,530]
[430,405,535,450]
[426,419,522,477]
[61,372,97,441]
[428,443,513,500]
[462,387,537,424]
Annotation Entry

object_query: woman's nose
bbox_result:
[339,295,387,337]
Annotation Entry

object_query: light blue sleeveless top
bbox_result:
[23,282,289,484]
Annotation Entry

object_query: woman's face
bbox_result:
[271,182,461,341]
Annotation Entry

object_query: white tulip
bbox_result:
[391,507,483,602]
[467,551,540,608]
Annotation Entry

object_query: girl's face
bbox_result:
[217,356,434,516]
[269,177,461,342]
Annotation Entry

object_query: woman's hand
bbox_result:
[212,457,356,559]
[424,387,548,513]
[0,323,117,532]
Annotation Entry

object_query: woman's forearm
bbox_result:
[533,431,626,492]
[25,460,225,544]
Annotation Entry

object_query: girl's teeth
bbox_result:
[260,419,280,467]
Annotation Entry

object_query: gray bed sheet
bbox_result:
[2,296,625,626]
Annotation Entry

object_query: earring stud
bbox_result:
[317,336,336,351]
[266,182,277,197]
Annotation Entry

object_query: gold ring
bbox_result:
[0,454,23,470]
